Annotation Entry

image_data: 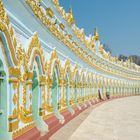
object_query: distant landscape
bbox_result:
[103,45,140,66]
[118,55,140,66]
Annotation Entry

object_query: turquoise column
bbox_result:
[65,75,73,113]
[52,70,59,113]
[74,76,81,110]
[32,71,48,134]
[52,69,64,122]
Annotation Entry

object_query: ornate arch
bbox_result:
[48,48,61,79]
[79,69,86,83]
[63,59,71,79]
[72,64,79,82]
[27,32,45,74]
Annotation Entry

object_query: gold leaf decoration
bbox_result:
[13,94,17,105]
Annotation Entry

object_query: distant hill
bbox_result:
[102,45,140,66]
[129,55,140,66]
[118,55,140,66]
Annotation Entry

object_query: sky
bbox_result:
[59,0,140,56]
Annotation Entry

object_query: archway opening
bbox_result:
[51,65,64,121]
[66,73,70,105]
[32,69,40,125]
[52,68,59,112]
[65,72,73,113]
[31,58,48,134]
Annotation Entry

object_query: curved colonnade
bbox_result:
[0,1,140,140]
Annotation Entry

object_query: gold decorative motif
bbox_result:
[13,94,17,105]
[9,68,20,77]
[12,123,35,139]
[94,28,99,41]
[20,107,33,123]
[46,105,53,112]
[66,7,75,25]
[25,0,140,79]
[9,119,19,132]
[46,8,54,18]
[29,93,32,101]
[47,77,53,86]
[59,23,65,30]
[13,83,18,90]
[27,32,45,73]
[12,108,18,116]
[16,46,24,67]
[39,75,47,83]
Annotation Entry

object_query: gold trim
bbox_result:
[12,123,35,139]
[9,119,19,132]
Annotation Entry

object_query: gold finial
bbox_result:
[94,28,99,41]
[67,6,75,24]
[69,5,72,13]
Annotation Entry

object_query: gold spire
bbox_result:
[69,5,72,14]
[94,28,100,41]
[67,6,75,24]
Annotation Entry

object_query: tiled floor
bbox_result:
[50,96,140,140]
[49,104,94,140]
[69,96,140,140]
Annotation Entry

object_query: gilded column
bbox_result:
[8,68,20,132]
[20,72,33,124]
[77,82,81,103]
[70,80,74,105]
[81,83,84,103]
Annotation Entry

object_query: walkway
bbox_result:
[50,96,140,140]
